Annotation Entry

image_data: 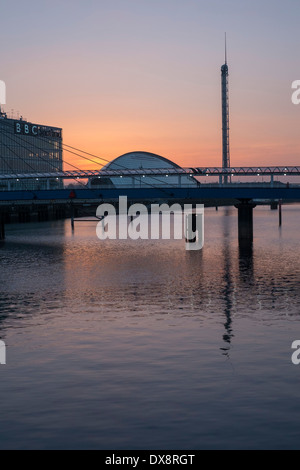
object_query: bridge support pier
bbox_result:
[235,200,256,242]
[270,201,278,210]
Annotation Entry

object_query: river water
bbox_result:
[0,205,300,449]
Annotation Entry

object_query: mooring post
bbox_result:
[279,200,282,227]
[70,203,75,232]
[235,200,256,243]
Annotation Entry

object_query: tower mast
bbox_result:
[221,33,230,183]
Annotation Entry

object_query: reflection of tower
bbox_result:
[221,33,230,184]
[220,208,234,357]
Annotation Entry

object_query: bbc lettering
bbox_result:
[15,122,38,136]
[14,121,62,139]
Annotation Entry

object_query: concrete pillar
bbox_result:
[70,203,75,231]
[235,201,256,242]
[270,201,278,210]
[279,201,282,227]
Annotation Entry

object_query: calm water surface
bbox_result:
[0,205,300,449]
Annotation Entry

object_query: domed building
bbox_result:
[90,151,198,188]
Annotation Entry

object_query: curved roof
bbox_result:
[92,150,198,188]
[103,151,182,171]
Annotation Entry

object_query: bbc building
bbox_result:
[0,108,63,190]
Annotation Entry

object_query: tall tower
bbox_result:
[221,33,230,184]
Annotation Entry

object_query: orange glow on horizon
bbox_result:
[1,1,299,174]
[62,116,300,171]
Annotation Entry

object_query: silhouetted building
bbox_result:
[0,107,63,190]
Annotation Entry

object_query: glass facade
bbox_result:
[0,112,63,190]
[90,151,199,188]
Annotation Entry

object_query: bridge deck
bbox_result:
[0,186,299,203]
[0,166,300,180]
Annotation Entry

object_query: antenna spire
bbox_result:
[221,32,230,183]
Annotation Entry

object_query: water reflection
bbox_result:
[0,209,300,449]
[0,209,299,333]
[220,209,234,357]
[0,222,67,335]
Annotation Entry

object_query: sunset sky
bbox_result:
[1,0,299,169]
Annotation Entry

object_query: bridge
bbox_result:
[0,166,300,182]
[0,159,300,245]
[0,171,299,245]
